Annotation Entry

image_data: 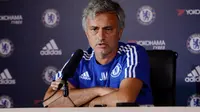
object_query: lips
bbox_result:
[96,43,107,48]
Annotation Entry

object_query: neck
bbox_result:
[95,48,118,65]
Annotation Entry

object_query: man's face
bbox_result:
[85,12,123,58]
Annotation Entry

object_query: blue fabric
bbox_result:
[54,42,153,105]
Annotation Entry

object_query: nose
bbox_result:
[97,29,105,41]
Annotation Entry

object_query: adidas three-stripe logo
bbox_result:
[185,65,200,82]
[80,71,91,80]
[0,69,16,84]
[40,39,62,56]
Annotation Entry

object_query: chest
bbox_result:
[78,62,123,88]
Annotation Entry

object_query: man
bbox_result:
[43,0,153,107]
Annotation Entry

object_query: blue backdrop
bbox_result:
[0,0,200,107]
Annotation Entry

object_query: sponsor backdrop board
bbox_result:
[0,0,200,107]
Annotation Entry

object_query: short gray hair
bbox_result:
[82,0,125,31]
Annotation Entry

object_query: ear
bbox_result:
[118,29,123,40]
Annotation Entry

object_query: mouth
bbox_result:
[96,43,107,48]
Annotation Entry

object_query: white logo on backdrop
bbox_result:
[178,9,200,16]
[0,15,23,24]
[40,39,62,56]
[128,40,166,50]
[0,95,13,108]
[42,9,60,28]
[42,66,58,85]
[137,5,156,25]
[185,65,200,83]
[187,34,200,54]
[187,94,200,107]
[0,69,16,85]
[0,39,14,57]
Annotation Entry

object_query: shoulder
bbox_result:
[81,47,94,61]
[118,42,147,55]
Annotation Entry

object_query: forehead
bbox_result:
[86,12,118,27]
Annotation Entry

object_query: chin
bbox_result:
[95,47,112,55]
[101,50,112,57]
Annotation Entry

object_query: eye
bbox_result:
[105,27,112,31]
[90,27,97,31]
[89,27,98,35]
[104,27,113,31]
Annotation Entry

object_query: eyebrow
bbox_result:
[90,26,97,28]
[103,26,113,29]
[89,25,112,29]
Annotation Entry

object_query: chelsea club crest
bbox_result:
[111,63,122,78]
[187,94,200,107]
[0,95,13,108]
[42,66,58,85]
[137,5,156,25]
[42,9,60,28]
[0,38,14,58]
[187,34,200,54]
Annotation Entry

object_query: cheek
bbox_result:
[88,37,96,48]
[108,34,119,42]
[107,35,119,46]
